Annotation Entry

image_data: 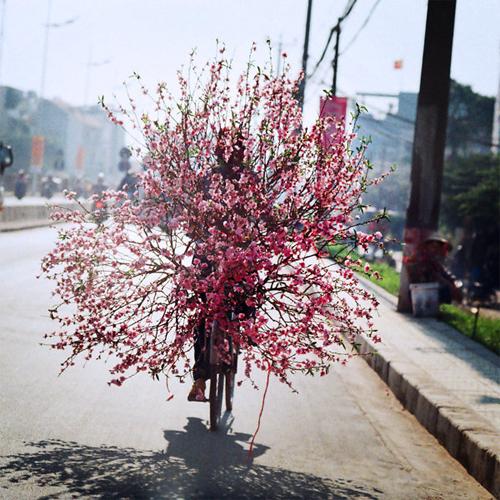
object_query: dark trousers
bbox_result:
[193,318,211,381]
[191,247,256,380]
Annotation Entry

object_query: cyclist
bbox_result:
[92,172,108,196]
[188,132,254,401]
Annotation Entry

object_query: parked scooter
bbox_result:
[91,173,108,223]
[463,279,497,306]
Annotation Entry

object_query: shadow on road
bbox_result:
[0,415,382,499]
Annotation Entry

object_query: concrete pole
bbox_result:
[39,0,52,100]
[397,0,456,312]
[0,0,6,87]
[331,22,340,96]
[0,0,6,136]
[491,43,500,155]
[297,0,313,111]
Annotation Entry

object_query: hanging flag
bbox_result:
[319,96,348,149]
[394,59,403,70]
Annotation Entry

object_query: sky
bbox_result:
[1,0,499,125]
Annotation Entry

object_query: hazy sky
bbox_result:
[1,0,499,123]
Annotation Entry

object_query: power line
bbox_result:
[310,70,498,150]
[308,0,359,79]
[357,101,499,149]
[308,27,335,78]
[341,0,359,20]
[341,0,382,55]
[365,122,414,146]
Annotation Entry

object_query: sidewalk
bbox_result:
[356,275,499,497]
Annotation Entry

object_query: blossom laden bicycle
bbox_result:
[42,45,384,411]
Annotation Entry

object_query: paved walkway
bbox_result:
[356,275,499,496]
[366,279,500,428]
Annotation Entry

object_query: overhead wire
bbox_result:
[312,84,499,150]
[340,0,382,55]
[308,0,359,79]
[305,0,495,151]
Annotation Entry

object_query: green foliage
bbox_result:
[439,304,500,355]
[365,261,400,296]
[441,154,500,232]
[328,245,499,354]
[447,80,495,158]
[327,243,358,261]
[327,244,400,296]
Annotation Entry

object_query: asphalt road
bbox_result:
[0,226,491,499]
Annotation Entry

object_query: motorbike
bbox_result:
[91,197,108,224]
[463,279,497,306]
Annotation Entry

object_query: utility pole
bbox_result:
[492,42,500,155]
[0,0,7,122]
[297,0,313,111]
[39,0,53,100]
[39,2,77,100]
[0,0,6,87]
[331,21,340,95]
[397,0,457,312]
[331,0,358,95]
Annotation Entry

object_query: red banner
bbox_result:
[319,96,348,149]
[31,136,45,168]
[75,147,85,171]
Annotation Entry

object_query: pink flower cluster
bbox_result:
[42,46,383,389]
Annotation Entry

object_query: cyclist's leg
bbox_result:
[193,317,210,381]
[189,317,210,401]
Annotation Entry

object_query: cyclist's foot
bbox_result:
[187,378,207,402]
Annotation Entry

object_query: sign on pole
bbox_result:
[319,96,348,149]
[31,136,45,168]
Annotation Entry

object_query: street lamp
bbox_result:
[84,47,111,107]
[35,1,77,195]
[0,0,7,87]
[39,0,78,99]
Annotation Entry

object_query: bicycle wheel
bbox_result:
[209,371,224,431]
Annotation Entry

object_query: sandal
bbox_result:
[187,379,207,402]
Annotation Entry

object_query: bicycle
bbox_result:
[207,317,239,431]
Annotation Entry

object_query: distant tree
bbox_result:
[441,154,499,231]
[441,154,499,286]
[363,81,494,216]
[446,80,495,159]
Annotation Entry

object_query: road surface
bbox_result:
[0,226,491,499]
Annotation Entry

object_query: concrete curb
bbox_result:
[0,219,56,232]
[356,276,500,497]
[0,200,77,232]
